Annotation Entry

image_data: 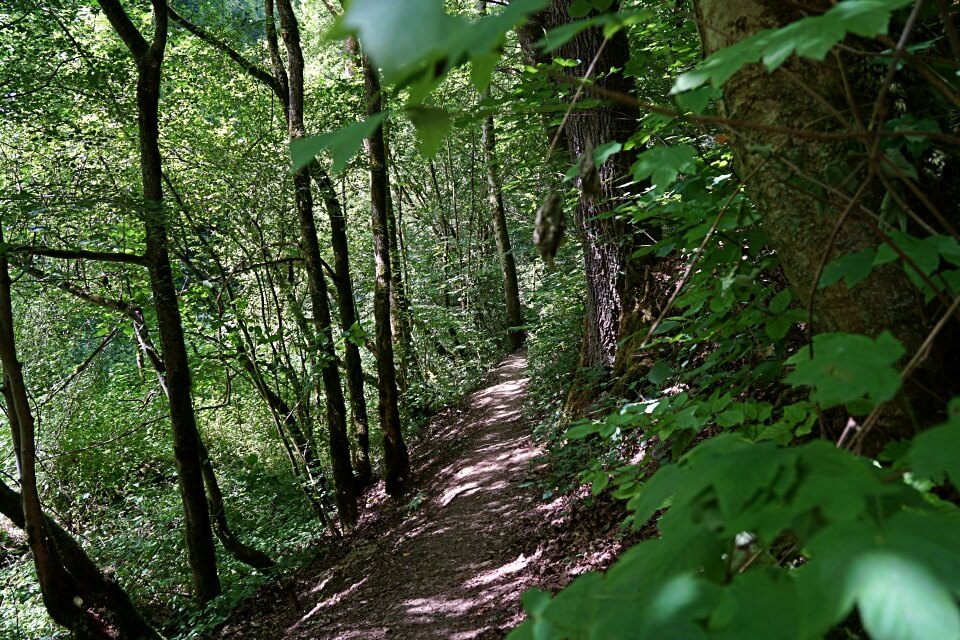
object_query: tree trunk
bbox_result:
[519,0,645,377]
[275,0,358,527]
[97,0,221,604]
[308,162,373,489]
[693,0,946,451]
[361,53,411,497]
[480,1,525,351]
[0,478,164,640]
[0,249,115,638]
[481,102,525,351]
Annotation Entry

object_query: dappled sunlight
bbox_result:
[263,352,546,639]
[291,576,369,629]
[464,550,541,588]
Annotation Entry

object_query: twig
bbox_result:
[847,291,960,451]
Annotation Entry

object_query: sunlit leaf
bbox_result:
[289,112,387,174]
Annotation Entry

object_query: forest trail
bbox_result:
[216,351,550,639]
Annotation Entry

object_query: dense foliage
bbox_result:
[2,0,959,638]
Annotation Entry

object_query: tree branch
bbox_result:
[167,3,282,99]
[96,0,149,61]
[6,245,146,266]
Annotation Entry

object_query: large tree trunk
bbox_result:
[693,0,952,451]
[97,0,221,604]
[519,0,645,378]
[361,54,411,497]
[275,0,358,527]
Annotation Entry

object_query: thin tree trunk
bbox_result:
[0,477,164,639]
[275,0,358,526]
[361,53,411,497]
[97,0,221,604]
[308,163,372,488]
[18,258,277,570]
[480,86,525,349]
[0,234,112,639]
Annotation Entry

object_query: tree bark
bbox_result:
[361,53,411,497]
[17,259,276,570]
[0,247,114,638]
[693,0,951,450]
[519,0,644,376]
[481,101,525,351]
[275,0,358,526]
[97,0,221,604]
[480,1,525,351]
[308,163,372,489]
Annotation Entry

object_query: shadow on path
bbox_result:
[275,351,542,639]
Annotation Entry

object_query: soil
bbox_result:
[213,351,635,640]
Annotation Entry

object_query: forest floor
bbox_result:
[213,351,632,639]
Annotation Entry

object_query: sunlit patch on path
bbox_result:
[258,350,547,639]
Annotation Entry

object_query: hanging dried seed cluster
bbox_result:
[579,143,601,200]
[534,190,565,265]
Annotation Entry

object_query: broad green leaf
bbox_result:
[672,0,915,94]
[631,144,698,190]
[522,588,552,617]
[647,361,672,386]
[470,51,501,94]
[592,141,622,165]
[337,0,462,82]
[875,230,941,276]
[767,288,792,314]
[289,112,387,174]
[820,247,877,289]
[568,0,593,19]
[407,106,452,157]
[854,552,960,640]
[539,18,599,52]
[674,85,718,114]
[785,331,905,409]
[906,398,960,488]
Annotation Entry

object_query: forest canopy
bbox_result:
[1,0,959,638]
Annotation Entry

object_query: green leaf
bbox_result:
[785,332,905,409]
[522,588,552,617]
[674,85,718,114]
[566,421,600,440]
[820,247,877,289]
[906,398,960,487]
[647,361,672,386]
[854,552,960,640]
[290,112,387,174]
[672,0,915,94]
[593,141,622,165]
[337,0,463,82]
[568,0,593,19]
[539,18,599,52]
[470,51,501,93]
[767,288,792,314]
[407,106,452,157]
[716,409,745,428]
[631,144,698,190]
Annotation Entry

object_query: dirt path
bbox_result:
[218,351,549,639]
